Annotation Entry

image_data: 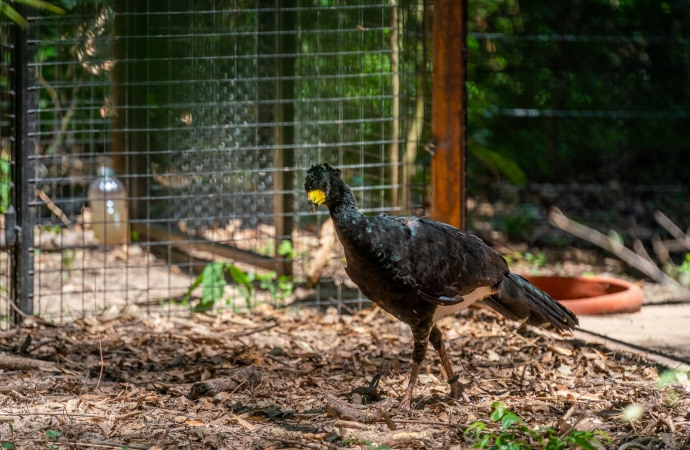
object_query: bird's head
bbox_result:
[304,163,342,213]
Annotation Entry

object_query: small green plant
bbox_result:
[0,154,10,214]
[675,253,690,287]
[464,402,609,450]
[657,368,689,406]
[524,251,548,272]
[44,427,61,449]
[62,249,76,270]
[252,240,275,257]
[342,440,390,450]
[278,239,296,258]
[1,421,15,449]
[45,429,62,439]
[61,249,76,282]
[505,251,548,275]
[183,262,293,311]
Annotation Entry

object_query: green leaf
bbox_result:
[183,272,204,303]
[255,271,277,282]
[567,436,597,450]
[473,435,491,449]
[2,442,15,449]
[500,411,521,429]
[470,146,528,185]
[45,429,62,439]
[464,421,485,438]
[490,402,506,421]
[198,263,226,310]
[15,0,65,14]
[227,264,251,286]
[278,239,296,258]
[0,3,28,27]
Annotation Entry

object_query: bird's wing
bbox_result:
[381,216,509,304]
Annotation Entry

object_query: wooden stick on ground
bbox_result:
[0,354,58,371]
[652,235,671,265]
[633,239,655,264]
[549,207,681,288]
[326,394,384,423]
[188,377,239,399]
[654,210,690,251]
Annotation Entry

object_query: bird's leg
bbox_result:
[398,358,422,410]
[399,323,432,410]
[429,325,471,403]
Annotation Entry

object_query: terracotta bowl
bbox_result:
[523,275,644,316]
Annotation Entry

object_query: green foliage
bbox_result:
[1,442,15,449]
[658,368,689,388]
[45,429,62,439]
[61,249,76,271]
[184,262,293,311]
[524,251,548,269]
[675,253,690,287]
[465,403,609,450]
[505,251,547,275]
[0,0,64,28]
[278,240,296,259]
[471,146,528,186]
[342,440,390,450]
[0,154,10,214]
[466,0,690,188]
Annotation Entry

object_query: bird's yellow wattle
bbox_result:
[307,190,326,206]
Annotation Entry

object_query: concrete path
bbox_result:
[576,302,690,369]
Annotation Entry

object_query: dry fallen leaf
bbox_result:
[547,345,573,357]
[557,364,573,376]
[185,419,205,427]
[232,414,256,431]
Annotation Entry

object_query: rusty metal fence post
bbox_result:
[430,0,467,230]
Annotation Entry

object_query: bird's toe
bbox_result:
[450,383,472,404]
[450,389,472,404]
[398,398,413,410]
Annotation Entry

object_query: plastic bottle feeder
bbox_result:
[523,275,644,316]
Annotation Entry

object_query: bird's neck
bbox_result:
[327,180,365,231]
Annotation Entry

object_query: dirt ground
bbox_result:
[1,304,689,449]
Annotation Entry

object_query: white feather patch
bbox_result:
[432,286,496,322]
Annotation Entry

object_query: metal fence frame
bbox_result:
[2,0,460,327]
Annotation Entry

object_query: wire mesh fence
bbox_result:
[462,0,690,251]
[1,0,432,328]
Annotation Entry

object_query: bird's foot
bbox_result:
[450,389,472,404]
[398,395,413,410]
[449,380,472,404]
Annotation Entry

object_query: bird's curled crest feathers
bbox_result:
[304,163,341,190]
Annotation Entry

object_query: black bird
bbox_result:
[304,163,578,409]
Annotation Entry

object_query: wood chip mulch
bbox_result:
[1,304,689,449]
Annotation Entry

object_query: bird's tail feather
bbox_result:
[485,273,578,332]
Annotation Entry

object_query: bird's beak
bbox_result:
[307,190,326,213]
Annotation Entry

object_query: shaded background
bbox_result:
[0,0,689,325]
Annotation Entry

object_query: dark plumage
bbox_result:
[304,163,578,409]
